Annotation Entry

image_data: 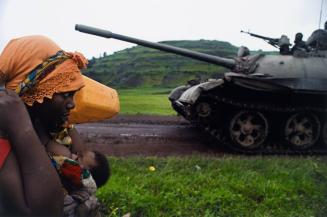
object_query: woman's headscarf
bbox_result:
[0,35,87,106]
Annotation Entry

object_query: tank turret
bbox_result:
[76,24,327,154]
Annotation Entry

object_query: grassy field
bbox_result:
[104,89,327,216]
[117,88,176,115]
[98,156,327,217]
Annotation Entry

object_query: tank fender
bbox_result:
[168,85,189,101]
[178,79,224,104]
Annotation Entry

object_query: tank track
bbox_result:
[195,94,327,155]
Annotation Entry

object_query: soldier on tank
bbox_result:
[278,35,291,55]
[291,33,310,53]
[237,46,250,57]
[306,21,327,50]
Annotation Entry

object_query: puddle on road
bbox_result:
[120,133,159,137]
[120,133,132,137]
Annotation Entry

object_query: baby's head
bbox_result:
[76,150,110,188]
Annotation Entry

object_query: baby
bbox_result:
[47,139,110,194]
[47,134,110,217]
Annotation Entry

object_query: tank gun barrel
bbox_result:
[75,24,236,69]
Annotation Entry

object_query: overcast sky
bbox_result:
[1,0,326,58]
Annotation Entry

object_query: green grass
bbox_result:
[98,156,327,217]
[118,88,176,115]
[109,88,327,216]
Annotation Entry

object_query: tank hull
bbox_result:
[169,77,327,154]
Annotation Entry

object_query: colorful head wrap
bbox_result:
[0,35,87,106]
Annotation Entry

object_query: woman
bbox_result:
[0,35,89,216]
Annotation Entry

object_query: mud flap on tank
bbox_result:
[178,79,224,105]
[168,85,189,101]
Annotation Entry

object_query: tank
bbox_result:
[75,24,327,154]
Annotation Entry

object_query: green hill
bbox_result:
[83,40,240,88]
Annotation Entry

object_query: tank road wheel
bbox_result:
[193,99,218,125]
[284,113,320,150]
[196,102,212,118]
[229,111,268,150]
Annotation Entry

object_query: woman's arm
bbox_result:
[0,89,63,216]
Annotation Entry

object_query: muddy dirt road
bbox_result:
[76,115,224,156]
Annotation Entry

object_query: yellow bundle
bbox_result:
[69,76,120,124]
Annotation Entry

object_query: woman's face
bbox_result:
[30,91,76,132]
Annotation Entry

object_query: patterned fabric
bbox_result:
[63,194,79,217]
[53,156,84,188]
[15,50,69,96]
[56,156,100,217]
[51,155,97,192]
[53,127,73,147]
[0,35,87,106]
[82,171,97,195]
[63,193,102,217]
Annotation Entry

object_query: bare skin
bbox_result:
[47,141,97,170]
[0,89,84,216]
